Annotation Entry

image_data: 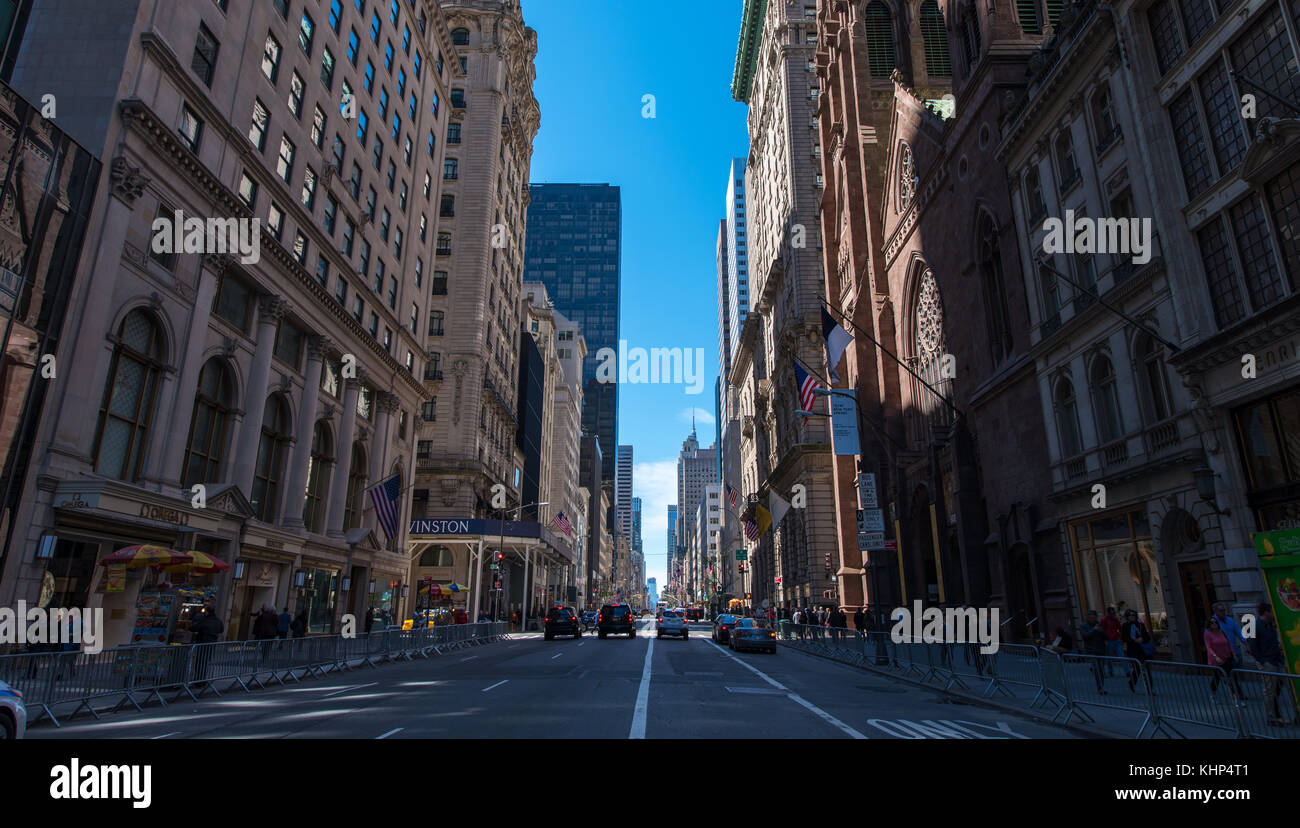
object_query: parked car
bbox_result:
[729,618,777,654]
[544,606,582,640]
[597,604,636,639]
[0,678,26,739]
[712,614,739,644]
[656,608,689,640]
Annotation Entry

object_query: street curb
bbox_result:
[777,642,1127,739]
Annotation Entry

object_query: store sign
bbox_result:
[139,503,190,526]
[409,518,541,538]
[248,562,277,588]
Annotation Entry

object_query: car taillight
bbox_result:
[545,617,550,623]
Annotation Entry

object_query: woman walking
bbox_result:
[1204,616,1243,706]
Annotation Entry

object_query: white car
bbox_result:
[656,608,689,639]
[0,678,26,739]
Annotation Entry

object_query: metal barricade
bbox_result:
[1047,651,1149,734]
[985,643,1044,703]
[1232,667,1300,738]
[1143,661,1244,738]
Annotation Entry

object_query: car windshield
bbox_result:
[662,610,683,618]
[603,606,628,617]
[717,615,737,624]
[549,608,572,619]
[737,619,770,628]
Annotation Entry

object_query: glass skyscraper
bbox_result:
[524,183,622,485]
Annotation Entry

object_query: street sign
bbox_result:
[856,509,884,534]
[830,391,860,456]
[857,473,877,509]
[858,531,885,551]
[735,549,748,561]
[884,539,897,552]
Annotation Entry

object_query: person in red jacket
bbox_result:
[1205,616,1243,705]
[453,608,469,625]
[1100,606,1123,675]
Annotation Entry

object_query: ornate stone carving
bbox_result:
[278,373,292,393]
[201,251,235,275]
[258,295,288,325]
[377,391,400,415]
[109,157,149,205]
[1182,374,1221,455]
[440,478,460,507]
[222,336,237,358]
[452,359,468,425]
[306,335,329,361]
[122,242,148,269]
[321,403,336,420]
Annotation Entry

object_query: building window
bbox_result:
[1267,160,1300,283]
[277,134,296,182]
[415,257,423,286]
[321,46,335,90]
[344,443,366,529]
[251,395,291,522]
[1054,130,1080,190]
[288,70,305,118]
[301,164,317,209]
[348,161,362,199]
[364,59,375,92]
[432,270,448,294]
[177,357,233,487]
[448,122,461,144]
[238,171,258,209]
[292,230,308,265]
[1040,261,1061,323]
[273,0,288,17]
[1090,354,1124,443]
[436,232,451,256]
[428,309,444,336]
[262,32,281,83]
[1054,377,1084,457]
[1138,334,1173,423]
[303,421,334,533]
[977,214,1013,364]
[371,10,380,42]
[1147,0,1185,75]
[451,27,469,45]
[1017,0,1041,33]
[356,109,369,145]
[1025,167,1047,221]
[213,269,253,331]
[192,22,219,87]
[177,104,203,152]
[385,41,394,73]
[315,254,330,285]
[421,400,437,422]
[1168,89,1213,200]
[920,1,951,77]
[93,310,164,482]
[443,158,458,179]
[274,319,304,370]
[336,276,348,305]
[267,201,284,241]
[348,28,360,64]
[324,194,338,234]
[249,98,270,151]
[150,204,177,271]
[909,268,953,440]
[1091,84,1119,149]
[440,194,454,217]
[299,10,315,56]
[1069,509,1166,650]
[450,88,465,108]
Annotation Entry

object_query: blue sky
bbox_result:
[521,0,749,590]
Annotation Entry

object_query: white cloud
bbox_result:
[634,457,678,587]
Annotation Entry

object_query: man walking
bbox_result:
[1248,602,1290,726]
[853,606,867,633]
[1101,606,1122,675]
[277,606,291,648]
[1212,602,1249,697]
[254,605,279,660]
[192,607,224,682]
[829,606,848,645]
[1079,609,1109,694]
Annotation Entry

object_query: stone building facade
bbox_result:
[732,0,840,613]
[2,0,461,643]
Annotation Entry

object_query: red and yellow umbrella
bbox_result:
[100,545,193,569]
[164,550,231,574]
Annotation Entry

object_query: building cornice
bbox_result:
[731,0,769,103]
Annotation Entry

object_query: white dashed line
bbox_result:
[629,636,654,739]
[322,681,378,698]
[482,679,509,692]
[376,727,403,739]
[151,732,180,739]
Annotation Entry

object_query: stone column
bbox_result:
[52,158,151,457]
[280,335,329,529]
[326,376,362,538]
[362,391,398,532]
[154,253,229,488]
[230,294,286,498]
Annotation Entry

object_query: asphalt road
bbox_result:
[28,619,1078,739]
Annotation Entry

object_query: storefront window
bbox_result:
[1234,387,1300,529]
[299,568,337,633]
[1069,508,1168,651]
[41,540,96,608]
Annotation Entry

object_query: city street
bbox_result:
[27,620,1075,740]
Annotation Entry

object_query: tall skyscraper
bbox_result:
[724,158,748,366]
[675,426,717,573]
[615,444,633,547]
[631,496,642,556]
[524,183,621,486]
[667,504,678,576]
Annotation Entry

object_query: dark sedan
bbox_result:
[543,606,581,640]
[711,614,739,644]
[729,618,777,653]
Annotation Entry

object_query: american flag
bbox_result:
[795,362,822,425]
[368,472,402,541]
[726,485,738,509]
[552,511,572,537]
[744,516,759,541]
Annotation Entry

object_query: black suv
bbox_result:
[597,604,636,639]
[544,606,581,640]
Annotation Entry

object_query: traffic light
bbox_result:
[738,562,745,573]
[495,551,504,563]
[493,580,502,590]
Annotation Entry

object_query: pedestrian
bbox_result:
[1101,606,1123,675]
[364,606,375,635]
[56,609,81,681]
[1204,616,1243,705]
[192,607,224,682]
[254,604,279,660]
[1247,601,1290,726]
[829,606,848,645]
[853,606,866,633]
[1047,625,1074,653]
[1079,610,1108,694]
[291,609,308,638]
[1211,602,1248,667]
[1121,609,1152,691]
[277,606,291,645]
[792,607,804,640]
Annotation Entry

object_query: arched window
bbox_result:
[303,420,334,532]
[1091,84,1118,147]
[344,442,366,529]
[910,268,953,441]
[418,545,454,567]
[960,9,981,69]
[864,2,896,78]
[1055,377,1084,457]
[1016,0,1041,33]
[93,309,165,481]
[1025,167,1047,220]
[450,27,469,46]
[1090,355,1124,443]
[251,395,291,522]
[977,215,1013,364]
[181,358,234,487]
[920,1,951,78]
[1054,129,1079,187]
[1139,334,1173,422]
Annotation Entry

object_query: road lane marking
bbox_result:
[706,639,867,739]
[459,656,478,662]
[629,636,654,739]
[322,681,379,698]
[151,732,180,739]
[377,727,403,739]
[551,653,562,659]
[482,680,509,692]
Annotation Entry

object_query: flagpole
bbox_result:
[821,299,964,419]
[793,354,909,454]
